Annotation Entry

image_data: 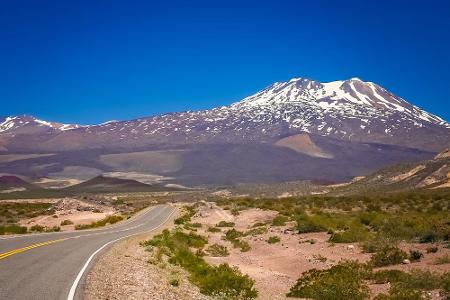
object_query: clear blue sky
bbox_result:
[1,0,449,124]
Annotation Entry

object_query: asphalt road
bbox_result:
[0,204,175,300]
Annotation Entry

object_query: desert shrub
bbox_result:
[267,236,281,244]
[272,215,288,226]
[374,283,423,300]
[174,206,196,225]
[409,250,423,262]
[0,224,27,235]
[45,226,61,232]
[434,254,450,265]
[30,224,45,232]
[224,229,250,252]
[361,235,393,253]
[426,246,438,253]
[225,229,244,240]
[206,244,229,257]
[400,270,442,291]
[244,226,267,236]
[216,221,235,227]
[442,272,450,299]
[144,229,257,299]
[207,226,221,233]
[60,219,73,226]
[169,278,179,287]
[287,261,370,300]
[371,270,409,284]
[329,225,372,243]
[252,222,266,228]
[75,215,123,230]
[232,239,251,252]
[296,214,327,233]
[370,246,408,267]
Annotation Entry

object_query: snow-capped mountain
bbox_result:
[1,77,449,153]
[1,77,448,185]
[0,115,81,134]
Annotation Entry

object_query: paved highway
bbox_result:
[0,204,175,300]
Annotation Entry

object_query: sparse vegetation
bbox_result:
[408,250,423,262]
[0,202,53,226]
[143,229,257,299]
[287,261,370,299]
[207,226,221,233]
[272,215,288,226]
[370,246,408,267]
[0,224,27,235]
[206,244,229,257]
[224,229,251,252]
[434,254,450,265]
[75,215,123,230]
[216,221,235,227]
[288,260,450,299]
[60,219,73,226]
[267,236,280,244]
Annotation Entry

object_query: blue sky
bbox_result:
[1,0,449,124]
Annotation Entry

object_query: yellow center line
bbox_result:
[0,238,69,260]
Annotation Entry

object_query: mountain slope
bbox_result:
[0,175,42,191]
[2,77,448,153]
[334,148,450,193]
[0,77,448,185]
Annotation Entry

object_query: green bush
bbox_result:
[60,219,74,226]
[371,270,409,284]
[244,226,267,236]
[224,229,251,252]
[409,250,423,262]
[370,246,408,267]
[216,221,235,227]
[434,254,450,265]
[174,206,196,225]
[272,215,288,226]
[267,236,281,244]
[30,224,45,232]
[296,214,327,233]
[0,224,27,235]
[287,261,370,300]
[75,215,123,230]
[207,226,221,233]
[225,229,244,240]
[45,226,61,232]
[144,229,257,299]
[206,244,229,257]
[329,225,372,243]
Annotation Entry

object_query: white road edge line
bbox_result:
[67,206,175,300]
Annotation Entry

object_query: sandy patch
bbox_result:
[274,133,333,159]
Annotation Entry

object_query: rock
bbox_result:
[402,259,411,264]
[347,245,355,250]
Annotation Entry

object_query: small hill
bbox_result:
[64,175,181,193]
[334,148,450,194]
[0,175,40,191]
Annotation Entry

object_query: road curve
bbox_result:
[0,204,175,300]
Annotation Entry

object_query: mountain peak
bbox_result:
[0,115,81,133]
